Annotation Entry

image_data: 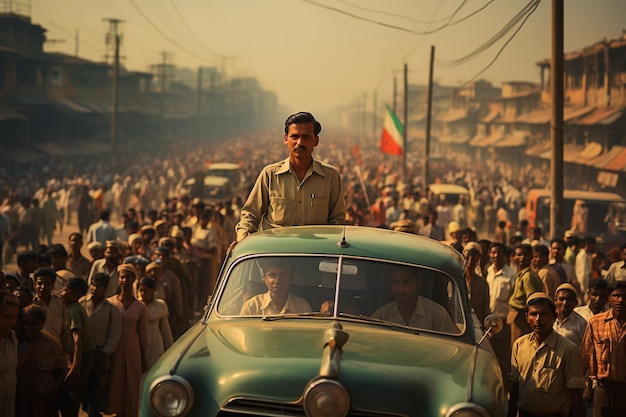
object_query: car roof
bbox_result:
[527,188,624,202]
[428,183,470,195]
[208,162,240,171]
[232,225,464,277]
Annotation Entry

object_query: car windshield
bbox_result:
[215,255,466,335]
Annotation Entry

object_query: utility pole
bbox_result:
[550,0,564,239]
[75,29,79,57]
[424,46,435,194]
[362,92,367,141]
[372,91,377,140]
[151,52,172,136]
[104,18,123,157]
[393,76,397,115]
[403,63,408,182]
[197,66,203,114]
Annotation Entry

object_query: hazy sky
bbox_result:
[33,0,626,115]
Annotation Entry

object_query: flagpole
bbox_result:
[424,46,435,194]
[403,63,408,182]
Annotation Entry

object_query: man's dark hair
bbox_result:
[551,237,566,247]
[140,277,157,290]
[17,250,38,266]
[100,210,111,221]
[22,303,47,323]
[92,272,111,288]
[38,253,52,266]
[589,278,609,291]
[284,112,321,135]
[68,232,82,241]
[65,277,89,296]
[489,242,506,253]
[33,267,57,284]
[515,243,532,255]
[127,221,140,233]
[582,236,596,247]
[566,236,581,247]
[532,244,549,257]
[609,280,626,295]
[47,243,68,258]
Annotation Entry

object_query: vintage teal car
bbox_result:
[140,226,506,417]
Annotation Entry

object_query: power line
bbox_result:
[299,0,470,36]
[127,0,215,64]
[168,0,224,58]
[300,0,493,35]
[437,0,540,67]
[333,0,494,27]
[455,0,541,87]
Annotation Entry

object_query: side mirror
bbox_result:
[483,314,503,335]
[477,314,503,346]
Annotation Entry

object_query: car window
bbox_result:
[215,256,466,335]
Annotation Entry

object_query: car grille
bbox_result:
[217,398,407,417]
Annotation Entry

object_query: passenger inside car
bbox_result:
[372,267,459,333]
[239,259,312,315]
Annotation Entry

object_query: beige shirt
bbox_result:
[240,292,312,315]
[88,259,119,298]
[371,296,459,334]
[509,331,585,415]
[537,265,562,299]
[236,158,346,241]
[80,294,123,355]
[553,311,588,346]
[485,263,516,319]
[33,294,67,343]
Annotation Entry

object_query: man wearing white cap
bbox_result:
[553,283,588,346]
[508,292,585,417]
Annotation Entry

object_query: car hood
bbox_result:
[157,318,504,416]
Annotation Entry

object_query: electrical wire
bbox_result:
[455,0,541,87]
[437,0,540,67]
[168,0,224,57]
[127,0,215,63]
[300,0,469,36]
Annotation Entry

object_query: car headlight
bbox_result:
[149,375,194,417]
[303,378,350,417]
[445,403,490,417]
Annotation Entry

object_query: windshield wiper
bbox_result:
[262,312,331,321]
[262,312,420,334]
[336,313,421,334]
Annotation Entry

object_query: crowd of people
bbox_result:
[0,116,624,417]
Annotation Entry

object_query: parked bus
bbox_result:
[525,188,625,243]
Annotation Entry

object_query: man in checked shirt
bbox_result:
[580,280,626,417]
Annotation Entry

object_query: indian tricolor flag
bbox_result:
[380,105,403,155]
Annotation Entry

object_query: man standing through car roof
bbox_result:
[231,112,346,250]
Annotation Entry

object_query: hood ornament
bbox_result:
[319,321,349,378]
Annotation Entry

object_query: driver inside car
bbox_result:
[372,267,459,333]
[240,259,312,315]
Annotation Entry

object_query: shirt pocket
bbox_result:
[310,197,330,224]
[269,196,295,226]
[495,281,512,302]
[534,367,556,393]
